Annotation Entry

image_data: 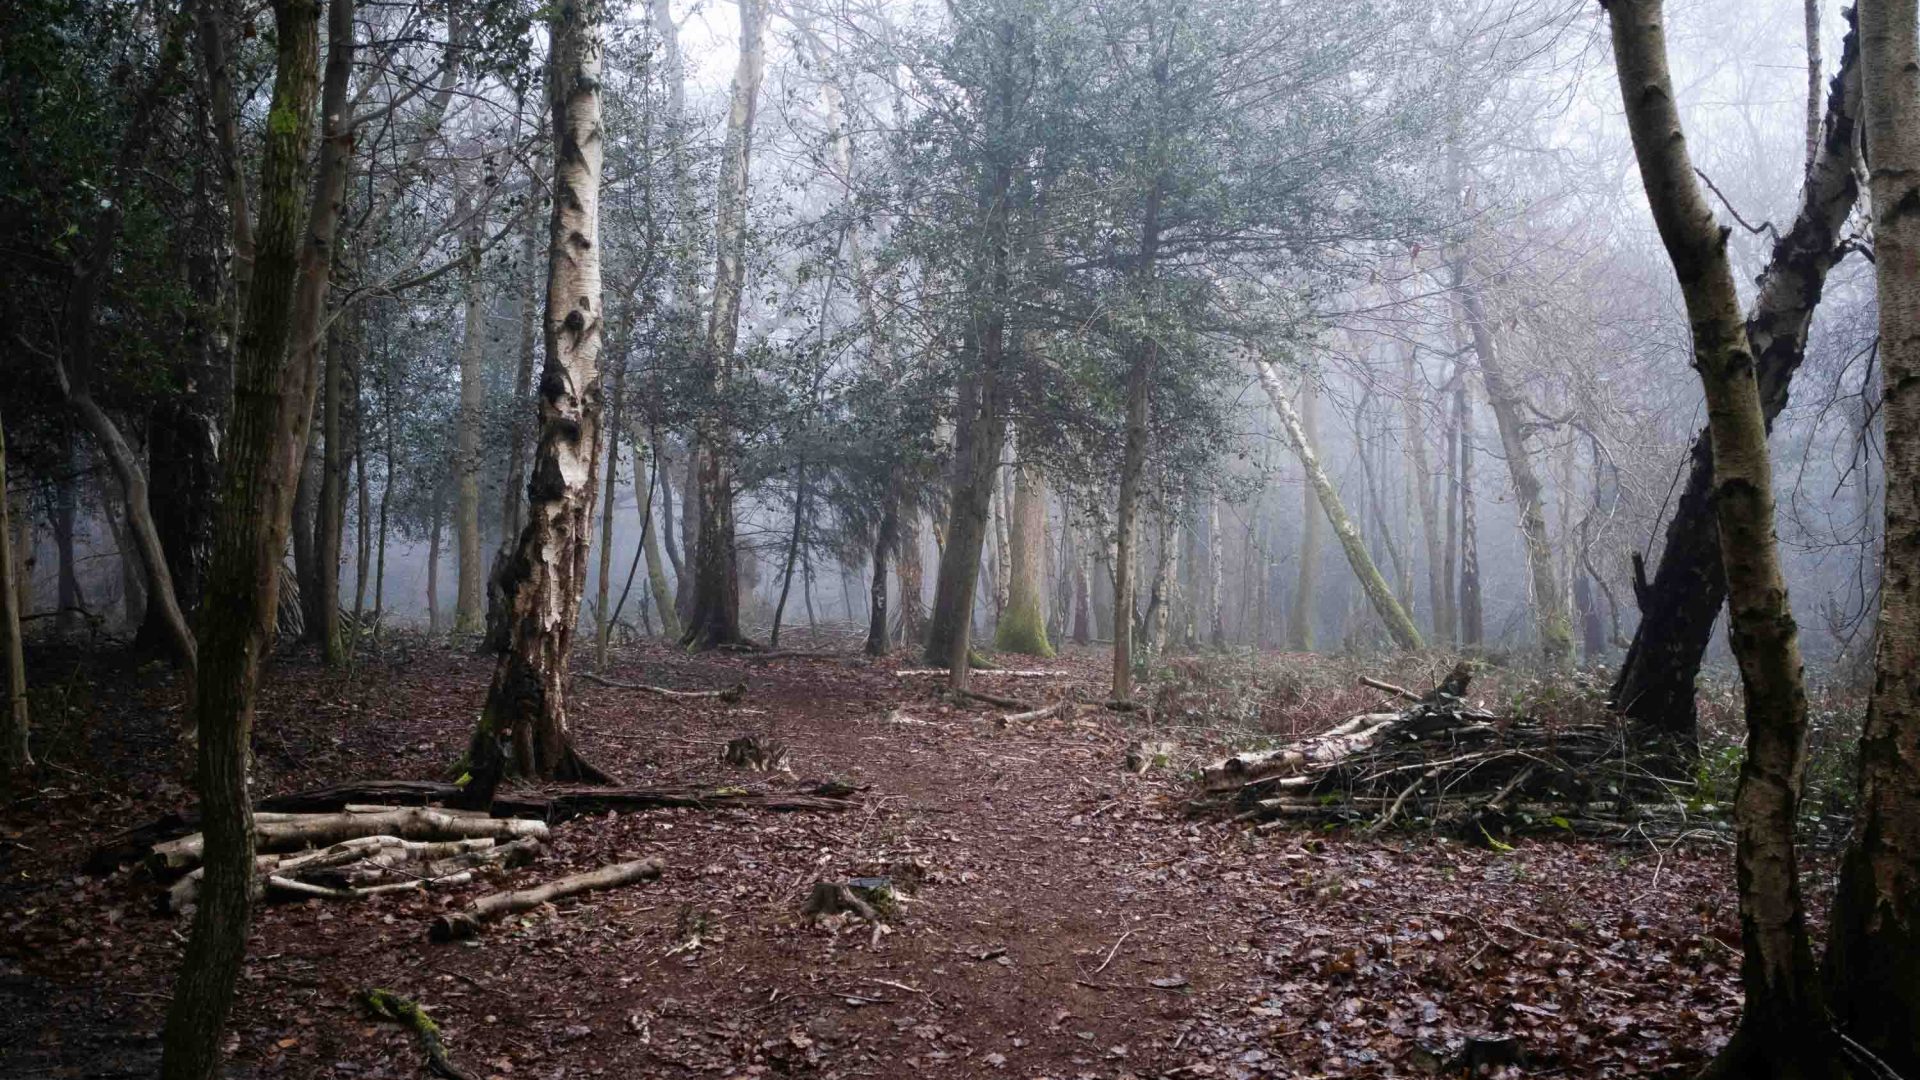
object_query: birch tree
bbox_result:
[1606,2,1826,1072]
[463,0,609,795]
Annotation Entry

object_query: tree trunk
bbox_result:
[1824,0,1920,1070]
[53,2,198,673]
[463,0,609,800]
[1071,522,1092,646]
[1609,18,1863,749]
[636,436,680,640]
[427,477,445,635]
[1207,496,1225,649]
[452,202,488,637]
[994,448,1051,657]
[0,414,30,775]
[500,213,541,547]
[51,466,79,633]
[1608,4,1833,1074]
[1287,384,1322,651]
[594,341,628,669]
[316,302,352,665]
[771,467,808,649]
[866,497,896,656]
[159,0,334,1070]
[681,0,769,651]
[1258,362,1422,653]
[1405,347,1449,643]
[896,506,926,644]
[1457,261,1572,666]
[1456,379,1483,648]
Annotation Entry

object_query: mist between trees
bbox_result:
[1,0,1917,1075]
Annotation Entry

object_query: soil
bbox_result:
[0,638,1746,1079]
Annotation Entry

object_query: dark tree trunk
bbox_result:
[866,497,896,656]
[159,0,337,1070]
[1609,16,1862,752]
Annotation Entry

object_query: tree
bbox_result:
[1608,19,1864,750]
[159,0,344,1068]
[462,0,609,796]
[995,438,1053,656]
[681,0,769,651]
[1823,0,1920,1069]
[0,412,27,776]
[1256,360,1423,653]
[1605,1,1829,1072]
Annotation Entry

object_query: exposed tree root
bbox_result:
[429,856,663,941]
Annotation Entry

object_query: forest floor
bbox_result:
[0,636,1758,1079]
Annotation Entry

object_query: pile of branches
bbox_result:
[1193,663,1704,840]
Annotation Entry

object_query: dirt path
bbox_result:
[1,643,1742,1078]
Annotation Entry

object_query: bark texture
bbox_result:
[159,0,332,1072]
[1824,0,1920,1069]
[1608,20,1863,748]
[1606,3,1831,1074]
[994,452,1052,657]
[682,0,769,651]
[465,0,608,798]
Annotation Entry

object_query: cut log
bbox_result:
[1200,713,1401,792]
[151,808,549,873]
[166,835,535,912]
[99,781,864,873]
[578,671,746,701]
[429,857,663,942]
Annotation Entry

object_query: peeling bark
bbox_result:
[464,0,610,798]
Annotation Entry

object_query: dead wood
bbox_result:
[578,671,746,701]
[1125,740,1178,775]
[942,685,1030,710]
[802,877,896,922]
[103,782,862,874]
[723,735,791,772]
[150,807,549,873]
[358,988,477,1080]
[1195,663,1698,839]
[429,856,663,941]
[1359,676,1422,703]
[894,668,1066,678]
[166,835,545,912]
[1000,700,1072,724]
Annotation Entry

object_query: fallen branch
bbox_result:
[894,668,1066,678]
[151,807,549,873]
[578,672,746,701]
[102,783,862,873]
[943,685,1030,710]
[429,857,663,942]
[1000,700,1071,724]
[358,989,476,1080]
[1359,676,1422,704]
[1193,663,1699,839]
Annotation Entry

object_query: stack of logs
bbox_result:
[158,806,550,913]
[1194,663,1700,839]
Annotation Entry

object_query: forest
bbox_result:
[0,0,1917,1075]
